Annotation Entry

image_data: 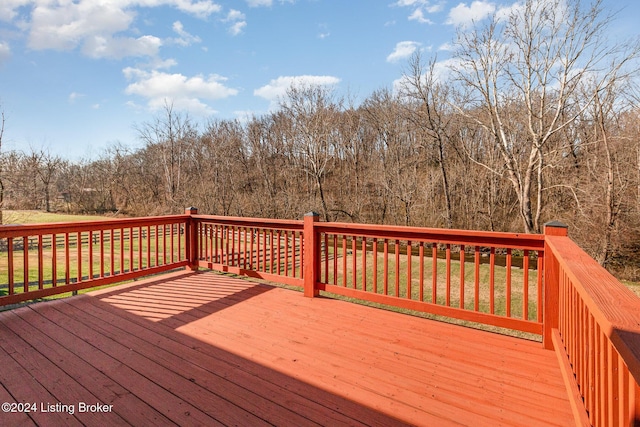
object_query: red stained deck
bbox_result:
[0,270,574,426]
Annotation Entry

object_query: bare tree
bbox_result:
[573,75,637,266]
[28,148,63,212]
[363,89,422,226]
[451,0,636,233]
[135,101,197,212]
[400,53,455,228]
[281,84,340,222]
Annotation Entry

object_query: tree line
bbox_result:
[1,0,640,279]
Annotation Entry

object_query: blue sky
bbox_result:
[0,0,638,160]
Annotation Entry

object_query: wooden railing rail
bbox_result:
[191,213,304,287]
[305,216,546,335]
[545,224,640,426]
[0,214,190,306]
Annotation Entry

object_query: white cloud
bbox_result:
[392,0,422,6]
[7,0,220,59]
[225,9,246,35]
[123,67,238,114]
[83,35,162,59]
[0,41,10,65]
[0,0,30,22]
[386,41,421,63]
[254,75,341,104]
[229,21,246,35]
[496,2,527,22]
[317,23,330,39]
[247,0,273,6]
[446,1,495,27]
[226,9,246,21]
[170,0,222,19]
[170,21,202,46]
[431,57,461,81]
[68,92,84,103]
[246,0,295,7]
[28,2,134,51]
[147,57,179,70]
[393,0,441,23]
[408,9,433,24]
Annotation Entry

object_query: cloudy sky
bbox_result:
[0,0,638,159]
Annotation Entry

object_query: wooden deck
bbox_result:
[0,270,574,426]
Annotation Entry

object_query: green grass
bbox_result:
[3,210,108,225]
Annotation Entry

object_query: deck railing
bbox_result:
[0,214,190,305]
[544,226,640,426]
[309,215,546,335]
[1,208,639,425]
[191,214,304,287]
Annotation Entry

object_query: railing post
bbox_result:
[303,212,320,298]
[543,221,568,350]
[185,207,199,271]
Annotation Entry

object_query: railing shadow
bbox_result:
[92,270,277,329]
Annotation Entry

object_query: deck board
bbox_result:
[0,270,574,426]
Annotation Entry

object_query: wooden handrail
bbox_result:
[315,221,545,250]
[0,214,191,238]
[545,232,640,426]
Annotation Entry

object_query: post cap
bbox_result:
[544,220,568,236]
[544,220,568,228]
[304,211,320,217]
[185,207,198,214]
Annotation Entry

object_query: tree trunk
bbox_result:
[596,111,616,267]
[437,140,453,229]
[316,174,330,222]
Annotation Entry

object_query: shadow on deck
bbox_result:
[0,270,573,426]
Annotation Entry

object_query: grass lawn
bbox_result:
[3,210,108,224]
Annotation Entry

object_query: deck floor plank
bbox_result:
[34,302,252,427]
[58,299,332,427]
[0,325,82,427]
[0,311,132,427]
[64,295,395,427]
[75,295,408,427]
[183,306,570,424]
[0,383,35,427]
[6,307,174,426]
[0,271,575,426]
[167,280,571,426]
